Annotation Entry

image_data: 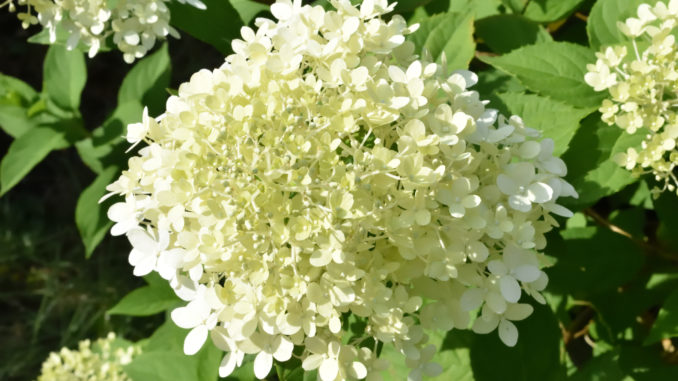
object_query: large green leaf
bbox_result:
[475,69,526,108]
[475,14,552,54]
[587,262,678,341]
[43,45,87,111]
[118,43,171,115]
[522,0,587,23]
[546,226,645,297]
[587,0,648,50]
[167,0,243,54]
[230,0,269,24]
[393,0,432,13]
[479,42,604,109]
[75,166,119,257]
[447,0,501,18]
[125,321,222,381]
[108,280,180,316]
[495,92,591,156]
[0,126,64,196]
[568,351,629,381]
[470,303,564,381]
[560,116,645,208]
[645,289,678,344]
[408,11,475,72]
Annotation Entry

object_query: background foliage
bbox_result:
[1,0,678,380]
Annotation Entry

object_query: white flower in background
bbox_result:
[2,0,204,62]
[105,0,577,379]
[37,333,140,381]
[585,0,678,196]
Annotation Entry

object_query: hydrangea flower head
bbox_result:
[585,0,678,196]
[2,0,204,62]
[37,333,140,381]
[105,0,577,379]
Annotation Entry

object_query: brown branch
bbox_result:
[584,208,678,264]
[574,12,589,22]
[561,306,595,345]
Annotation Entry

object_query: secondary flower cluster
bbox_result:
[585,0,678,196]
[37,333,140,381]
[105,0,577,379]
[1,0,204,62]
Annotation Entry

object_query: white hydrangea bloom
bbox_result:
[585,0,678,196]
[2,0,204,62]
[105,0,577,378]
[37,333,140,381]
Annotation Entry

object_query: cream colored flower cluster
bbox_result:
[37,333,140,381]
[585,0,678,195]
[2,0,204,63]
[105,0,577,379]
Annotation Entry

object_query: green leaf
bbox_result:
[43,45,87,111]
[645,289,678,344]
[0,104,35,138]
[475,68,526,107]
[587,0,648,50]
[118,43,171,115]
[167,0,243,55]
[124,350,220,381]
[561,116,645,208]
[522,0,586,23]
[447,0,502,18]
[470,303,564,381]
[568,351,629,381]
[408,11,475,72]
[75,166,119,257]
[434,331,474,381]
[500,0,526,13]
[0,126,64,196]
[476,14,552,54]
[76,102,144,174]
[230,0,269,24]
[0,73,38,103]
[587,270,678,342]
[108,281,180,316]
[546,226,645,297]
[495,92,591,156]
[379,329,473,381]
[479,41,604,109]
[655,192,678,252]
[393,0,432,13]
[126,321,222,381]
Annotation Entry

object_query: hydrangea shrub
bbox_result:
[2,0,678,380]
[103,0,577,379]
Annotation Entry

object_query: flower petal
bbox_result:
[184,325,208,355]
[498,319,518,347]
[254,352,273,379]
[499,276,522,303]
